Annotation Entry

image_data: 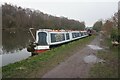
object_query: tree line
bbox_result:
[92,11,119,42]
[2,3,85,30]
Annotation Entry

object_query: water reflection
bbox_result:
[2,29,34,54]
[1,48,31,67]
[1,29,35,66]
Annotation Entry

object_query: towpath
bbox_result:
[42,35,103,78]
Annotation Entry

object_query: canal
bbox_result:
[1,29,35,67]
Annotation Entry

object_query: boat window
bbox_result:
[66,33,70,40]
[79,33,81,37]
[51,33,65,43]
[81,32,83,36]
[38,32,48,45]
[72,32,79,38]
[84,32,86,35]
[72,33,75,38]
[76,33,79,37]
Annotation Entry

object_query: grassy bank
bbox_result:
[90,38,119,78]
[2,36,95,78]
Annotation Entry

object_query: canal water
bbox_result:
[1,29,35,67]
[0,48,31,67]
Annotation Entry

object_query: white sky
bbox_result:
[0,0,119,27]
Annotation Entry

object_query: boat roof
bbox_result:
[37,29,86,32]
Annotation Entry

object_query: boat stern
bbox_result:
[34,45,50,53]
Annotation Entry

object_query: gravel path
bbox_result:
[42,36,102,78]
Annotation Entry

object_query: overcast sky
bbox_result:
[0,0,119,27]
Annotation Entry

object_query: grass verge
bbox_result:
[89,38,119,78]
[2,36,95,78]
